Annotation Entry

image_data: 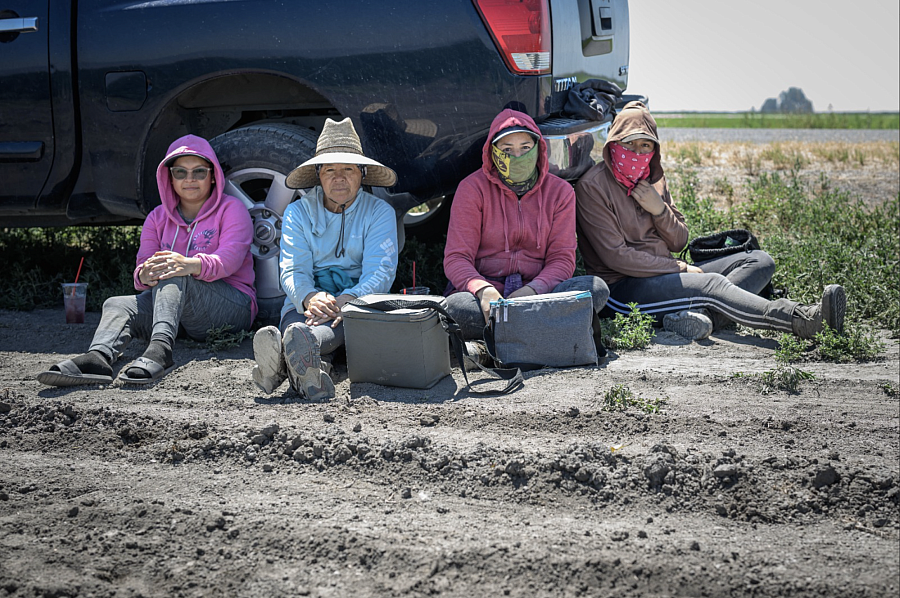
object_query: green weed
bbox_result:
[599,303,656,350]
[881,382,898,398]
[774,334,808,364]
[814,323,883,362]
[601,384,667,414]
[758,364,816,394]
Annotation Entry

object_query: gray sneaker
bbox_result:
[792,284,846,339]
[251,326,287,394]
[283,324,335,400]
[663,309,713,341]
[463,340,492,371]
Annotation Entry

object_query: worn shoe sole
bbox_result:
[252,326,287,394]
[821,284,846,334]
[663,310,713,341]
[283,324,335,401]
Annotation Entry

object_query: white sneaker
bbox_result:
[251,326,287,393]
[663,310,713,341]
[283,324,335,400]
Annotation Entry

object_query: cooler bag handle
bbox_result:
[349,298,524,395]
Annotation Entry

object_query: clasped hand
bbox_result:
[305,292,352,328]
[139,251,199,286]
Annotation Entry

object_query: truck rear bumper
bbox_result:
[538,117,611,182]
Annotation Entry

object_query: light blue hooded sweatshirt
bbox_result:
[280,186,398,319]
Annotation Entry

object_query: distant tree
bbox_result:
[779,87,814,113]
[760,98,779,113]
[758,88,814,114]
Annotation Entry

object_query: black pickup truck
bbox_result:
[1,0,641,315]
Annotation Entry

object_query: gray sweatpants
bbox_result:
[446,275,611,340]
[280,309,345,356]
[89,276,252,362]
[605,250,797,333]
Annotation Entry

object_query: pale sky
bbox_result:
[626,0,900,112]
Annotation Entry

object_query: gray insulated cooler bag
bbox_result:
[486,290,598,369]
[342,294,452,389]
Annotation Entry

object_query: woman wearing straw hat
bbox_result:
[252,117,399,399]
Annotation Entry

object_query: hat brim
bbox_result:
[285,152,398,189]
[492,127,539,144]
[620,132,659,144]
[164,152,212,167]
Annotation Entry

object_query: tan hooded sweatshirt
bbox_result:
[574,101,689,286]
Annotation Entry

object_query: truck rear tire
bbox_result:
[404,195,452,243]
[210,124,318,326]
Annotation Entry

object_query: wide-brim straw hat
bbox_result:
[286,118,398,189]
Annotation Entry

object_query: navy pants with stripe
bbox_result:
[603,250,798,334]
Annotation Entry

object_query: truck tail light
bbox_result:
[472,0,551,75]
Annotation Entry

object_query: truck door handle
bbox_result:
[0,17,38,33]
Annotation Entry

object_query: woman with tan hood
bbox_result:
[574,101,845,341]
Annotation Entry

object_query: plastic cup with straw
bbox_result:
[62,257,88,324]
[400,260,429,295]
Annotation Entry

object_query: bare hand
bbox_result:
[631,180,666,216]
[476,286,502,325]
[152,251,201,280]
[305,292,343,327]
[507,285,537,299]
[677,260,704,274]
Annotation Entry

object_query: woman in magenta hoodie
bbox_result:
[443,109,609,359]
[38,135,256,386]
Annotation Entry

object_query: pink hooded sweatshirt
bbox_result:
[443,109,577,296]
[133,135,257,322]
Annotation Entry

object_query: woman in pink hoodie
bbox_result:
[443,109,609,361]
[38,135,256,386]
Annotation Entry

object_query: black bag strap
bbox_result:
[349,298,524,395]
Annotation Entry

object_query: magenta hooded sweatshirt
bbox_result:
[133,135,257,322]
[443,109,577,297]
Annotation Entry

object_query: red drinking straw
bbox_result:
[74,257,85,284]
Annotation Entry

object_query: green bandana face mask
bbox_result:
[492,143,538,183]
[491,143,539,195]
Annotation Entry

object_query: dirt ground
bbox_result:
[1,306,898,598]
[2,136,899,597]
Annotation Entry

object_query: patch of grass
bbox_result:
[668,166,735,237]
[814,324,883,362]
[669,142,704,166]
[195,324,253,353]
[670,168,900,336]
[881,382,898,398]
[655,112,900,129]
[599,303,656,350]
[0,226,141,312]
[760,143,807,171]
[601,384,667,414]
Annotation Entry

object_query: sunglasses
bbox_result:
[169,166,211,181]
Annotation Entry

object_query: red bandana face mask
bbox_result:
[609,142,654,195]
